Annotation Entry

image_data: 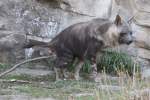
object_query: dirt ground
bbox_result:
[1,67,150,100]
[0,68,97,100]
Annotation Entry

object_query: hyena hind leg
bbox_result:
[89,63,97,81]
[54,67,62,81]
[74,61,84,80]
[54,67,69,81]
[62,68,69,79]
[54,56,73,81]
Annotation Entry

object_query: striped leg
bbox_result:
[74,61,84,80]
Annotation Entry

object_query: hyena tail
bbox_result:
[23,41,55,48]
[23,35,56,49]
[23,39,55,56]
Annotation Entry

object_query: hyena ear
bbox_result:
[114,15,122,26]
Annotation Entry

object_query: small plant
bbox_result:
[68,59,92,74]
[0,63,8,68]
[82,60,92,74]
[97,50,140,76]
[55,50,140,76]
[0,63,10,72]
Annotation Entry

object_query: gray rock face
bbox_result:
[0,0,150,77]
[60,0,112,18]
[0,0,112,63]
[0,31,26,51]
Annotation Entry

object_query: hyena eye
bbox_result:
[130,32,133,35]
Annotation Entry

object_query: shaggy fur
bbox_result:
[40,15,133,81]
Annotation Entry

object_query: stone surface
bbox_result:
[60,0,112,18]
[9,68,55,77]
[0,31,26,51]
[134,0,150,13]
[134,12,150,27]
[0,95,55,100]
[0,0,150,75]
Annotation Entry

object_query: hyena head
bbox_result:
[107,15,133,46]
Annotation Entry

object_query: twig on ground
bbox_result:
[0,79,32,84]
[0,56,54,78]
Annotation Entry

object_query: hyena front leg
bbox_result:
[54,57,68,81]
[88,57,98,81]
[89,63,97,80]
[74,61,84,80]
[54,49,74,81]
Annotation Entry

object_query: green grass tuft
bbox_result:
[97,50,140,76]
[0,63,11,72]
[65,50,141,76]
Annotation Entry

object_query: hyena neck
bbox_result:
[104,24,119,48]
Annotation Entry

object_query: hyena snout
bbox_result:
[119,32,133,45]
[127,39,133,45]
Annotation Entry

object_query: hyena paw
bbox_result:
[55,78,63,82]
[74,74,82,80]
[89,64,97,80]
[88,74,97,81]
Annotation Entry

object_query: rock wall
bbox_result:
[0,0,112,62]
[0,0,150,75]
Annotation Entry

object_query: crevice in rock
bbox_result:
[36,0,95,17]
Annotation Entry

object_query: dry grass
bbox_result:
[0,51,149,100]
[1,69,150,100]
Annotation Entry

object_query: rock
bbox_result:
[0,95,32,100]
[0,95,55,100]
[134,0,150,13]
[131,22,150,54]
[61,0,112,18]
[8,68,55,77]
[0,0,112,64]
[134,12,150,27]
[0,31,26,51]
[142,68,150,79]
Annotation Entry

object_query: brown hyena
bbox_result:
[46,15,133,81]
[48,15,133,81]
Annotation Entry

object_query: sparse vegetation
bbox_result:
[97,50,141,76]
[0,63,9,69]
[1,75,150,100]
[2,74,55,82]
[0,50,146,100]
[0,63,11,72]
[67,50,141,76]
